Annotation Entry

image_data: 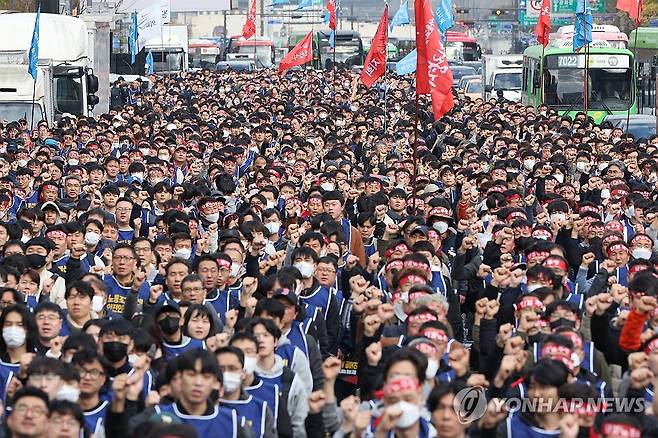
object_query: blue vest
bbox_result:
[274,345,297,370]
[206,289,240,324]
[506,413,560,437]
[117,228,134,245]
[84,400,111,437]
[533,341,596,375]
[155,403,243,438]
[104,275,150,315]
[284,323,309,358]
[245,378,281,422]
[221,395,270,438]
[300,285,332,320]
[431,270,448,295]
[0,361,19,401]
[364,238,377,258]
[162,337,206,361]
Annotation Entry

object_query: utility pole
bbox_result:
[350,3,354,30]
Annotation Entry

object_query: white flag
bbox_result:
[137,3,163,46]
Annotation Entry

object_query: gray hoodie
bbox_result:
[256,355,309,438]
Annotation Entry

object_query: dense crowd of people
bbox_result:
[0,67,657,438]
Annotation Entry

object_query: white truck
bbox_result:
[482,54,523,102]
[0,13,99,126]
[143,24,189,74]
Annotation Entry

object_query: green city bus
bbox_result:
[629,27,658,113]
[521,45,637,123]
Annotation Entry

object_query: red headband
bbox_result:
[559,332,583,350]
[631,234,653,247]
[532,229,552,239]
[543,258,569,272]
[422,329,448,343]
[428,207,451,218]
[607,243,629,256]
[403,260,431,274]
[407,313,438,324]
[579,205,599,214]
[385,260,404,272]
[601,423,641,438]
[385,244,410,258]
[217,259,231,269]
[527,251,550,262]
[541,343,574,372]
[505,193,522,201]
[383,378,421,397]
[409,291,429,302]
[629,264,648,275]
[516,297,545,312]
[46,230,66,239]
[398,275,427,288]
[645,337,658,354]
[507,211,527,221]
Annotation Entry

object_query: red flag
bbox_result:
[616,0,643,24]
[278,32,313,74]
[414,0,453,120]
[534,0,551,47]
[328,0,337,30]
[242,0,257,40]
[361,6,388,87]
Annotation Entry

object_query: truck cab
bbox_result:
[0,13,98,125]
[483,55,523,102]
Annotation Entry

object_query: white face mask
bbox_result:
[598,162,609,172]
[426,359,439,379]
[265,222,281,234]
[17,159,28,167]
[432,221,449,234]
[140,148,150,156]
[576,162,589,173]
[91,295,105,313]
[68,159,79,166]
[205,213,220,223]
[84,231,101,246]
[56,385,80,402]
[601,188,611,199]
[632,248,652,260]
[230,262,243,278]
[293,261,315,278]
[243,356,258,374]
[523,159,536,171]
[553,173,564,183]
[266,201,276,209]
[3,326,26,348]
[320,182,335,191]
[132,172,144,180]
[222,372,242,393]
[550,213,566,223]
[394,401,421,429]
[174,248,192,260]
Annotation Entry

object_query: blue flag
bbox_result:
[28,6,40,81]
[329,30,335,48]
[145,51,154,74]
[271,0,290,5]
[296,0,312,9]
[390,0,410,29]
[322,10,330,24]
[129,12,138,64]
[395,49,416,75]
[434,0,454,35]
[573,0,592,51]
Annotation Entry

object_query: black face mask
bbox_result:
[549,318,576,330]
[515,237,535,252]
[103,341,128,363]
[158,316,180,336]
[26,254,47,270]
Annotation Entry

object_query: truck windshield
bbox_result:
[319,42,362,66]
[151,51,184,72]
[0,103,44,125]
[54,76,84,116]
[235,46,273,67]
[493,72,522,90]
[543,67,632,110]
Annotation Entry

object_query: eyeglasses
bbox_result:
[135,247,151,253]
[13,404,47,417]
[28,373,60,384]
[183,287,205,293]
[115,207,132,213]
[36,314,61,322]
[77,368,105,379]
[114,256,135,262]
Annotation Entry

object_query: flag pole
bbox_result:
[626,0,640,132]
[582,12,589,115]
[411,82,419,215]
[30,2,40,131]
[383,1,389,132]
[539,43,545,105]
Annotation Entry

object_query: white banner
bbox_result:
[137,3,163,46]
[161,0,171,24]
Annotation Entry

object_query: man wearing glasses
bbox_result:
[103,244,150,314]
[6,387,50,438]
